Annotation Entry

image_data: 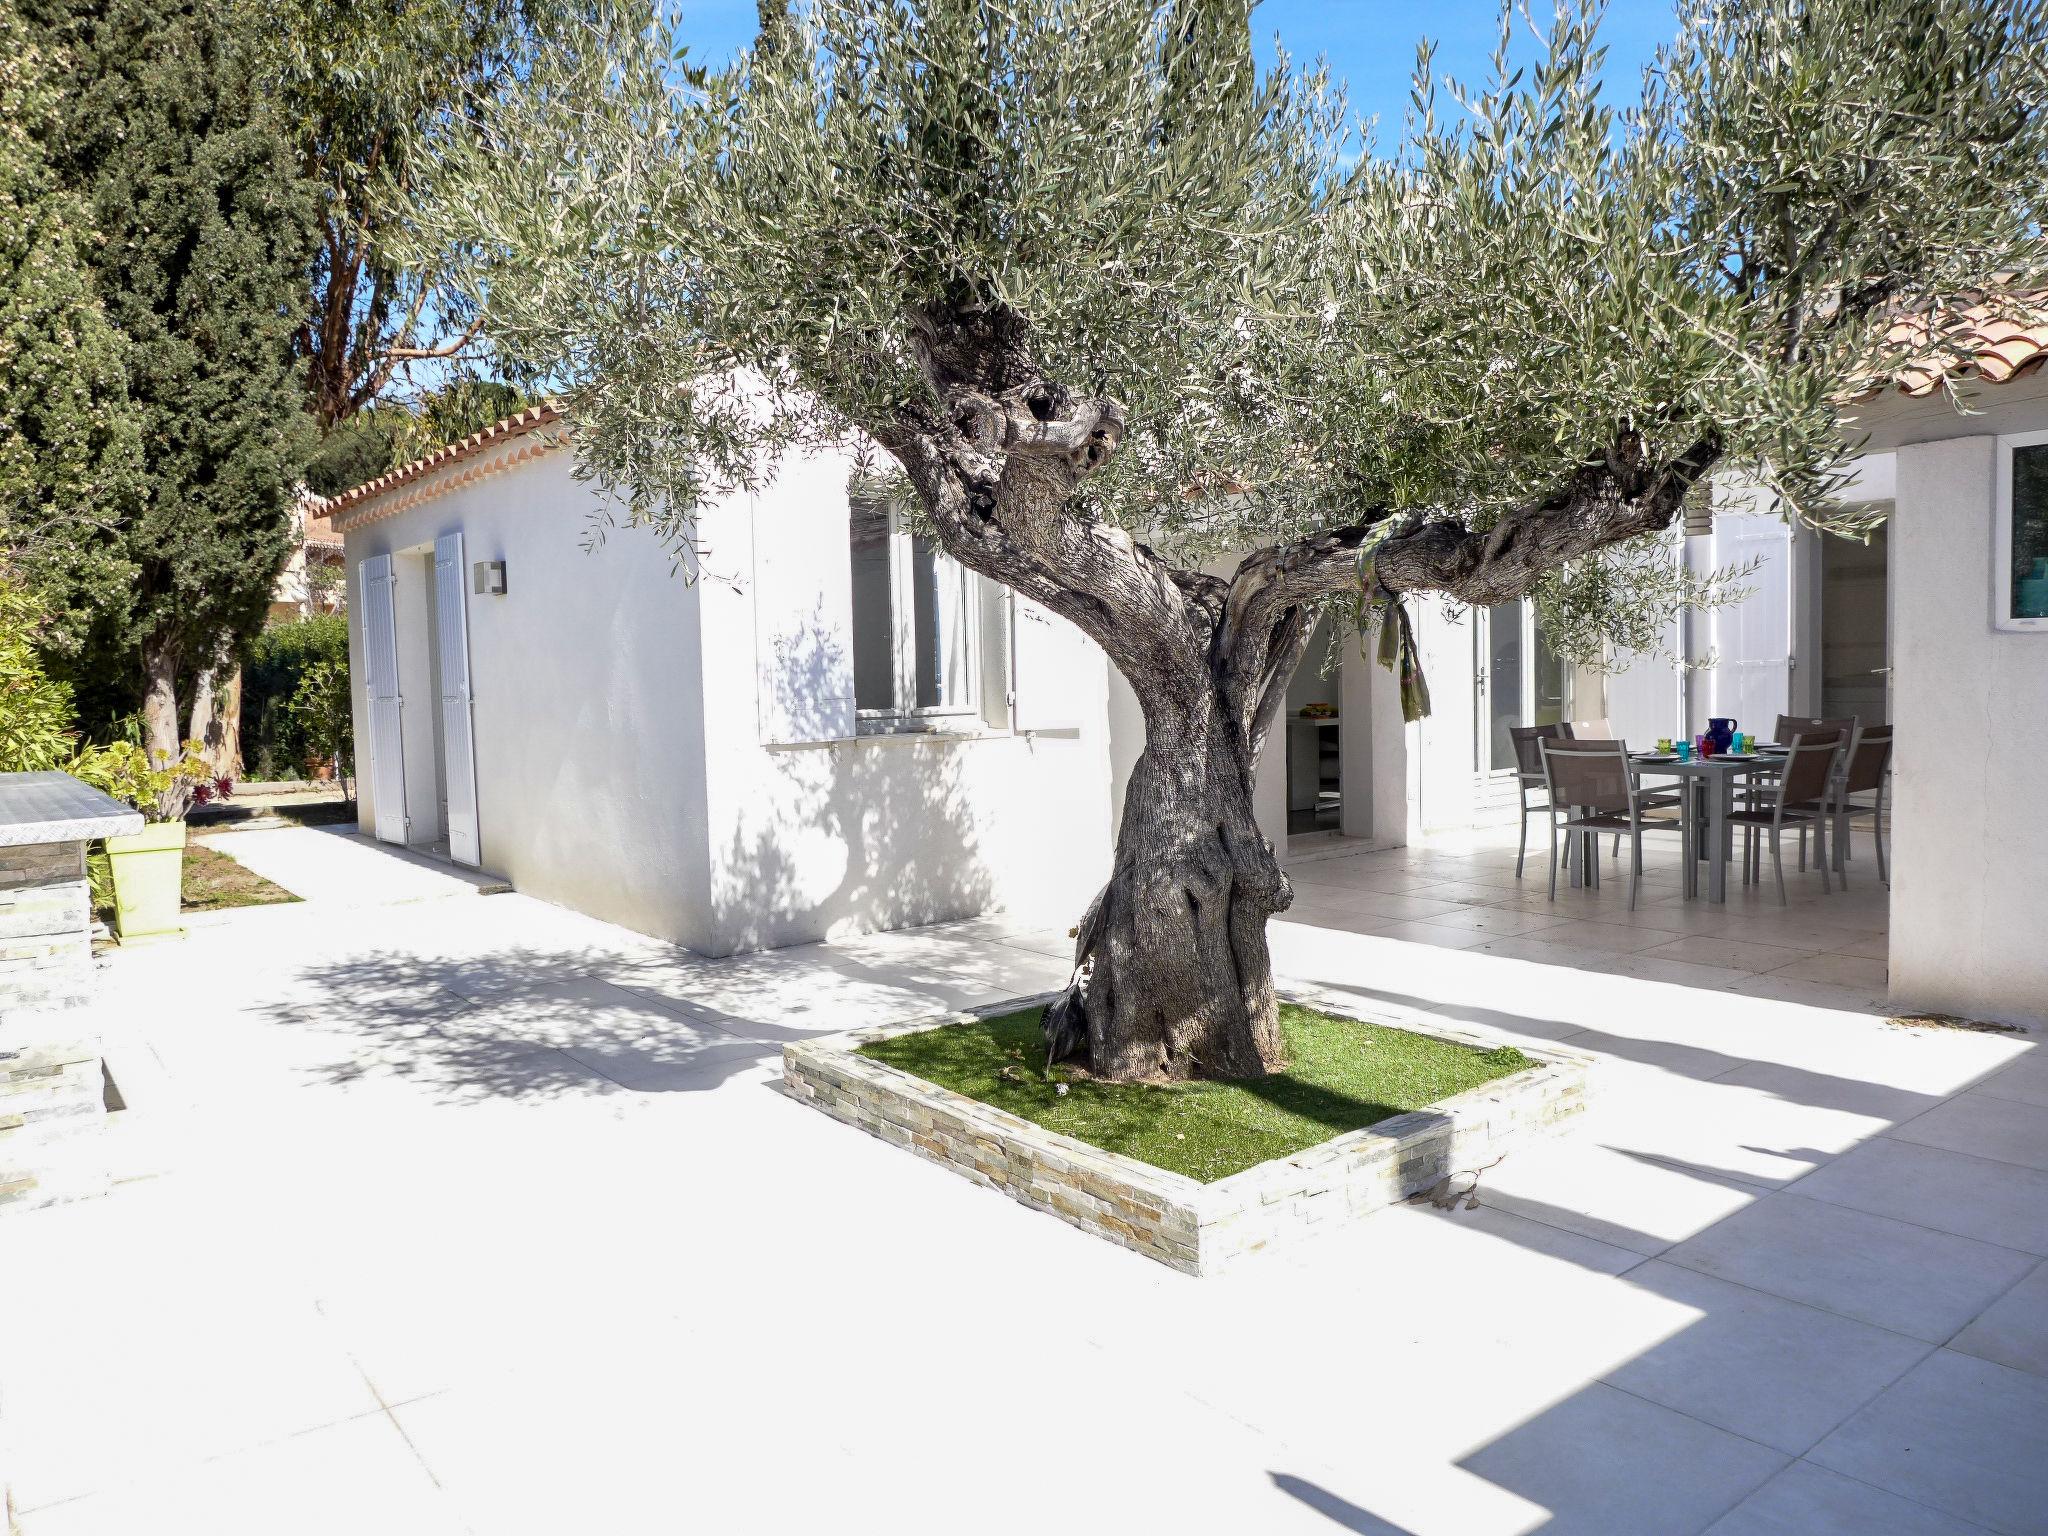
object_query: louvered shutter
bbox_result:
[359,554,408,845]
[434,533,482,866]
[1708,511,1794,728]
[1606,525,1686,744]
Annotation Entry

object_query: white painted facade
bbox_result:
[1848,372,2048,1029]
[338,435,1116,957]
[336,378,2047,1026]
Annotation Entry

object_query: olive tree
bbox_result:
[412,0,2045,1082]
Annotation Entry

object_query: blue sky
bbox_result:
[672,2,1686,128]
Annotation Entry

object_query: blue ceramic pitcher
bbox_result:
[1706,718,1736,754]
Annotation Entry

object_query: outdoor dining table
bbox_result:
[1565,751,1785,903]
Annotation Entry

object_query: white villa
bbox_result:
[331,312,2048,1027]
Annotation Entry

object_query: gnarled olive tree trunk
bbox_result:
[882,300,1717,1084]
[1055,684,1289,1080]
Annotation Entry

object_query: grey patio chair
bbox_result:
[1768,715,1856,870]
[1730,733,1840,904]
[1540,738,1681,910]
[1829,723,1894,886]
[1509,723,1568,879]
[1564,718,1681,856]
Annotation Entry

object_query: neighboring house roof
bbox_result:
[1880,294,2048,397]
[321,403,570,531]
[300,501,342,551]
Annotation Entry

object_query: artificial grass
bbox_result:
[856,1003,1532,1182]
[181,843,302,912]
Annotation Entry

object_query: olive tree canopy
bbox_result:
[410,0,2046,1081]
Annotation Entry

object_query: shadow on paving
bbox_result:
[254,951,779,1104]
[1255,979,2042,1534]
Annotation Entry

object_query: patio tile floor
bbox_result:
[6,822,2042,1536]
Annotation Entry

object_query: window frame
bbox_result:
[1995,429,2048,633]
[851,500,985,734]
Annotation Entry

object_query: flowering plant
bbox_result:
[69,740,232,824]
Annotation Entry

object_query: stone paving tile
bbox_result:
[1604,1261,1931,1456]
[1586,953,1761,990]
[1792,1137,2048,1255]
[17,1415,466,1536]
[1458,1382,1787,1536]
[1889,1092,2048,1173]
[1662,1193,2039,1343]
[1703,1461,1995,1536]
[1637,934,1819,973]
[1809,1349,2048,1536]
[34,828,2029,1536]
[1477,1138,1769,1258]
[1765,952,1890,990]
[1346,918,1489,950]
[1949,1259,2048,1380]
[1408,904,1571,937]
[1975,1053,2048,1109]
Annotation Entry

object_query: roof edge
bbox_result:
[317,403,569,526]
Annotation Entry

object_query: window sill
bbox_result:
[763,725,1081,753]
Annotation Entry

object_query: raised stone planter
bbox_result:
[782,988,1590,1275]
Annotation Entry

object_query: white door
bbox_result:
[433,532,482,868]
[359,554,408,845]
[1708,512,1794,731]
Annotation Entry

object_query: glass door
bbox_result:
[1475,599,1572,780]
[1476,600,1525,777]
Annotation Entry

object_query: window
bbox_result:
[1997,432,2048,631]
[849,497,981,730]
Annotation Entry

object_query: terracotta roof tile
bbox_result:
[316,403,568,518]
[1882,295,2048,397]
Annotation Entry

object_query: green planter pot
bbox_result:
[105,820,187,939]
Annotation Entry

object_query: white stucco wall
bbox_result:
[344,449,718,949]
[1888,432,2048,1028]
[686,455,1116,955]
[344,441,1124,958]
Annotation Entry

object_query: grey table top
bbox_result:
[0,771,144,847]
[1628,752,1784,776]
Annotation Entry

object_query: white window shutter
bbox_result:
[358,554,408,845]
[753,468,857,745]
[434,532,482,867]
[977,579,1013,731]
[1709,511,1794,728]
[1605,524,1686,744]
[1010,595,1090,731]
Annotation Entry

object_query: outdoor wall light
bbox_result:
[473,560,508,597]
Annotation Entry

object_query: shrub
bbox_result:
[69,738,229,822]
[288,654,353,786]
[0,580,79,771]
[243,614,348,778]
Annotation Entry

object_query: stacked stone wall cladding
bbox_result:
[0,842,105,1213]
[783,989,1590,1275]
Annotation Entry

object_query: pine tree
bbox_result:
[38,0,316,754]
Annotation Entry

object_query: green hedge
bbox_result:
[243,615,348,779]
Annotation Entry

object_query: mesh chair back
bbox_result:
[1777,734,1839,808]
[1509,723,1564,778]
[1543,739,1634,815]
[1775,714,1855,748]
[1843,724,1893,793]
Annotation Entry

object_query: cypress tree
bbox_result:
[0,0,142,657]
[38,0,316,752]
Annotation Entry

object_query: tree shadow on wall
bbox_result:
[717,607,1002,955]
